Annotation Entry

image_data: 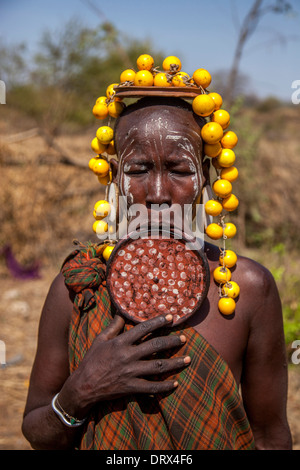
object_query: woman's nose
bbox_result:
[145,173,172,208]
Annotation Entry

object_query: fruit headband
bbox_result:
[88,54,240,317]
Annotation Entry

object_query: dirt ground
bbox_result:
[0,268,299,450]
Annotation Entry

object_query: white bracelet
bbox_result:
[51,393,86,428]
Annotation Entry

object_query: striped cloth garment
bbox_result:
[61,243,255,450]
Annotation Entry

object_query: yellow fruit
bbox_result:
[209,92,222,110]
[172,72,190,87]
[94,200,111,218]
[223,223,237,239]
[102,244,115,261]
[96,126,114,144]
[212,179,232,198]
[89,156,98,171]
[220,166,239,182]
[192,94,215,117]
[162,56,181,72]
[205,223,223,240]
[92,103,109,120]
[201,122,223,144]
[213,266,232,284]
[91,137,107,154]
[136,54,154,71]
[221,281,240,299]
[217,148,236,168]
[92,219,108,236]
[153,72,172,87]
[205,200,223,217]
[211,158,223,170]
[106,83,119,99]
[221,131,238,149]
[93,209,102,220]
[192,68,212,89]
[134,70,154,87]
[96,96,107,105]
[98,174,111,185]
[218,297,236,315]
[92,158,110,177]
[106,140,116,155]
[120,69,136,83]
[219,249,237,268]
[204,142,222,158]
[108,100,125,118]
[212,109,230,130]
[222,194,239,212]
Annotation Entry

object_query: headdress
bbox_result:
[88,54,240,317]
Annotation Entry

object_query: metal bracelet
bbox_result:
[51,393,86,428]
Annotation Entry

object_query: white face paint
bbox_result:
[116,107,204,208]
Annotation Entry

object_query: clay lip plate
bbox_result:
[106,232,210,326]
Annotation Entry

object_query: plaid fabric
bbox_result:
[61,245,255,450]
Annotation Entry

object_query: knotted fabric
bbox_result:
[61,242,255,450]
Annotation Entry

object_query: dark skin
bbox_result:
[22,103,292,450]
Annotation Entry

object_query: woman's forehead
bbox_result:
[116,105,202,156]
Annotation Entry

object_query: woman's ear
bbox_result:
[110,158,119,183]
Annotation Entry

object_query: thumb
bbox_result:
[99,313,125,341]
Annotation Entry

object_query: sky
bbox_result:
[1,0,299,101]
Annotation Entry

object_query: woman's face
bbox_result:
[112,105,205,228]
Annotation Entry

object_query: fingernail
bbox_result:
[173,381,179,387]
[184,356,191,364]
[165,314,173,322]
[180,335,186,343]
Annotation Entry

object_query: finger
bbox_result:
[122,314,174,345]
[134,356,191,378]
[132,377,179,395]
[134,333,186,359]
[99,314,125,341]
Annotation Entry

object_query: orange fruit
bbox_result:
[223,223,237,239]
[91,137,107,154]
[98,174,111,185]
[153,72,172,87]
[95,96,107,105]
[89,156,98,171]
[220,166,239,182]
[204,142,222,158]
[205,223,223,240]
[134,70,154,86]
[222,194,239,212]
[94,200,111,218]
[92,103,108,120]
[108,100,125,118]
[92,219,108,236]
[92,158,110,177]
[106,83,119,99]
[213,266,232,284]
[106,140,116,155]
[217,148,236,168]
[212,109,230,129]
[221,131,238,149]
[201,122,223,144]
[162,56,181,72]
[218,297,236,315]
[137,54,154,71]
[192,68,212,89]
[172,71,190,87]
[120,69,136,83]
[212,179,232,198]
[219,249,237,268]
[221,281,240,299]
[205,200,223,216]
[96,126,114,144]
[208,92,222,110]
[102,244,115,261]
[192,94,215,117]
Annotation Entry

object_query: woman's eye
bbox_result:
[124,166,148,175]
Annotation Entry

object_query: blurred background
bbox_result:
[0,0,300,449]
